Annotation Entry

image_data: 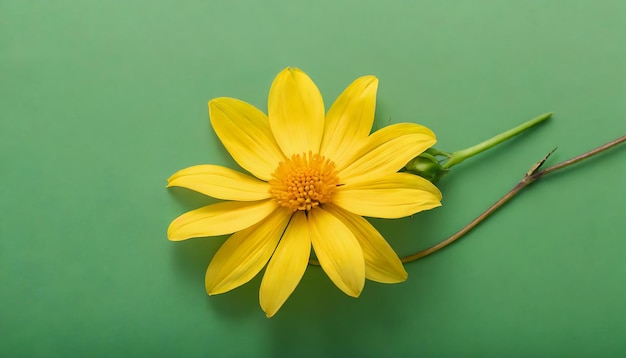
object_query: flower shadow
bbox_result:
[167,187,264,319]
[205,274,265,319]
[166,186,219,211]
[267,252,451,356]
[169,231,263,320]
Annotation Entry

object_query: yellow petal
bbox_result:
[319,76,378,168]
[268,67,325,156]
[324,204,407,283]
[337,123,436,183]
[260,211,310,318]
[209,97,285,181]
[205,208,292,295]
[167,165,271,201]
[333,173,442,219]
[167,200,278,241]
[308,208,365,297]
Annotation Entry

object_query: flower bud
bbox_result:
[404,153,449,182]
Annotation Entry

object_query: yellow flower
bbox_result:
[167,67,442,317]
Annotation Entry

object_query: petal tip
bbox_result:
[361,75,379,86]
[400,270,408,280]
[208,97,232,111]
[166,223,175,240]
[166,228,180,241]
[277,66,296,77]
[167,219,190,241]
[347,287,363,298]
[262,306,278,318]
[391,270,409,283]
[342,281,364,298]
[206,281,222,296]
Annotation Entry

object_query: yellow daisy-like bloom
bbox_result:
[167,67,442,317]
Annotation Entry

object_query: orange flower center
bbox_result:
[269,152,340,212]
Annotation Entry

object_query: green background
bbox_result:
[2,0,625,356]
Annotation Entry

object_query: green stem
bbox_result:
[442,112,553,169]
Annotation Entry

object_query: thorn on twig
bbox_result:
[527,147,558,176]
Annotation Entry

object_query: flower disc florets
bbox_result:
[269,152,340,211]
